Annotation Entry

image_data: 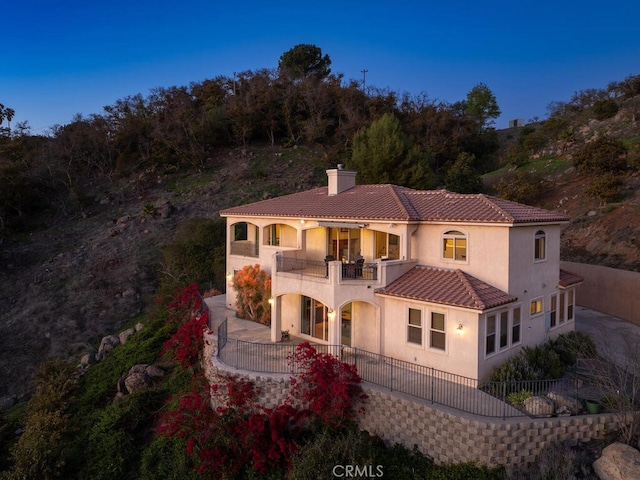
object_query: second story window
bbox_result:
[534,230,546,261]
[442,230,466,261]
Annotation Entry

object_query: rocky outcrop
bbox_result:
[98,335,120,355]
[523,396,555,417]
[593,442,640,480]
[547,391,583,415]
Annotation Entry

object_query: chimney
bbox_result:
[326,164,356,196]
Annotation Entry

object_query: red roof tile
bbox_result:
[559,269,584,288]
[375,266,517,311]
[220,185,569,225]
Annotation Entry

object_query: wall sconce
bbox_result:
[300,219,306,225]
[226,272,233,281]
[456,324,464,335]
[388,223,396,228]
[327,310,336,321]
[268,297,275,305]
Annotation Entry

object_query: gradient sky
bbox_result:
[3,0,639,133]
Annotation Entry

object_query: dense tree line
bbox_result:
[0,44,505,239]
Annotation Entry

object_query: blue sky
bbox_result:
[3,0,639,133]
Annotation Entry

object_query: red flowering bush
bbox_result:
[161,283,211,369]
[289,342,367,428]
[231,264,271,325]
[159,374,305,478]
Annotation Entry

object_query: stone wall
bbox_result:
[205,346,621,469]
[561,261,640,325]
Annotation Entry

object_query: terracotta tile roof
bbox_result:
[559,269,584,288]
[220,185,569,225]
[375,266,517,311]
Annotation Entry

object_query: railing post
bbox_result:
[235,338,239,369]
[502,381,507,420]
[431,367,435,404]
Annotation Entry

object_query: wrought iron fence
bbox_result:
[276,256,328,277]
[215,319,601,418]
[341,263,378,281]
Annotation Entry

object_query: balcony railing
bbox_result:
[230,241,259,257]
[341,262,378,281]
[276,256,328,277]
[276,256,379,281]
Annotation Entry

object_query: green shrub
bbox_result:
[507,389,534,407]
[592,98,619,120]
[139,436,198,480]
[547,331,598,365]
[495,171,547,204]
[572,137,628,174]
[523,346,565,380]
[585,172,625,204]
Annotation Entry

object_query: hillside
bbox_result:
[0,145,328,403]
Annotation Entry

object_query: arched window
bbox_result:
[442,230,467,261]
[534,230,546,261]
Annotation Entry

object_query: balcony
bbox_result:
[230,241,259,257]
[275,255,379,281]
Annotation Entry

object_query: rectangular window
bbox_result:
[407,308,422,345]
[559,292,566,324]
[567,290,575,321]
[442,231,466,261]
[499,311,509,349]
[530,298,543,316]
[430,312,446,350]
[549,295,557,328]
[512,307,521,345]
[534,231,546,261]
[268,224,281,246]
[486,314,496,355]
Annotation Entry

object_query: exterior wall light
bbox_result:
[268,297,275,305]
[456,324,464,335]
[226,272,233,281]
[327,310,336,321]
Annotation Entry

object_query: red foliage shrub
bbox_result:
[288,342,367,428]
[161,283,211,369]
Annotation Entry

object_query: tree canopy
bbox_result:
[278,44,332,80]
[465,83,501,128]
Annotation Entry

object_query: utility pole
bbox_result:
[361,69,368,92]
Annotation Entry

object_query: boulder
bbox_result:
[523,396,555,417]
[593,442,640,480]
[128,364,149,375]
[98,335,120,355]
[80,353,97,366]
[145,365,165,378]
[124,372,152,394]
[119,328,136,345]
[135,322,145,332]
[547,391,582,415]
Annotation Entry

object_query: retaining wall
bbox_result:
[204,335,620,469]
[561,261,640,324]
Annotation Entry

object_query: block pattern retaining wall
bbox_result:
[204,341,621,469]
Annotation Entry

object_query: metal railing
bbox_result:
[230,241,259,257]
[215,319,597,418]
[341,263,378,281]
[276,256,328,277]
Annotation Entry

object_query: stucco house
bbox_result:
[220,166,582,381]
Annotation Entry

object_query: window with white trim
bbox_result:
[567,290,575,321]
[486,314,496,355]
[549,294,557,328]
[499,311,509,350]
[530,298,543,317]
[407,308,422,345]
[559,292,566,324]
[534,230,546,261]
[512,307,521,345]
[430,312,446,350]
[442,230,467,261]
